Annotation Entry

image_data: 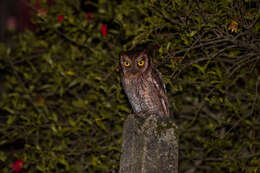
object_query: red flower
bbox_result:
[100,24,107,37]
[57,15,64,22]
[12,160,24,173]
[86,13,92,19]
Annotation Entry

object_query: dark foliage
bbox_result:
[0,0,259,172]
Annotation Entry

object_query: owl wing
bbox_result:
[151,68,170,117]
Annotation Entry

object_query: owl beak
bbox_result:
[132,68,139,75]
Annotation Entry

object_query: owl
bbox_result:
[120,50,170,118]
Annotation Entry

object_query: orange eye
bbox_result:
[124,61,130,67]
[138,60,144,66]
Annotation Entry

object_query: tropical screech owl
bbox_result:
[120,50,170,118]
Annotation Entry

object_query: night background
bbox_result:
[0,0,260,172]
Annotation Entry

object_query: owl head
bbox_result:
[120,50,151,77]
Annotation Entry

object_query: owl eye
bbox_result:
[137,60,145,66]
[124,61,131,67]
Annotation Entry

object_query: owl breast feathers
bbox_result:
[120,50,170,118]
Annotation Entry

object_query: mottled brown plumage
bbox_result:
[120,50,170,118]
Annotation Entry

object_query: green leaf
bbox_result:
[59,156,70,171]
[95,118,108,132]
[0,151,6,162]
[7,115,16,125]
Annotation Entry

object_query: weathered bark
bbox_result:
[119,114,178,173]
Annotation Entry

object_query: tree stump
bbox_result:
[119,114,178,173]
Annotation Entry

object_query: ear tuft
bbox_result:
[139,50,148,57]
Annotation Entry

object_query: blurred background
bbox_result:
[0,0,35,42]
[0,0,259,172]
[0,0,93,42]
